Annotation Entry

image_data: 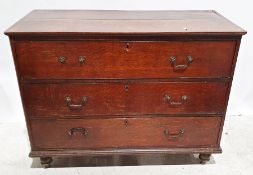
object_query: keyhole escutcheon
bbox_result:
[124,85,129,92]
[124,119,129,128]
[125,42,130,52]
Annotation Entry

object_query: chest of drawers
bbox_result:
[5,10,246,167]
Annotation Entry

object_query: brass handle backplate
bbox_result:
[164,128,185,140]
[164,95,188,107]
[58,56,66,64]
[58,56,86,65]
[65,96,88,110]
[169,56,193,72]
[79,56,86,64]
[68,127,88,138]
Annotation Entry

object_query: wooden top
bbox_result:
[5,10,246,36]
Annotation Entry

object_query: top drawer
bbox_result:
[14,41,236,80]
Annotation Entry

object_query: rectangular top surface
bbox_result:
[5,10,246,36]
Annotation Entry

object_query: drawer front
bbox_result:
[30,117,221,149]
[23,82,228,117]
[15,41,236,79]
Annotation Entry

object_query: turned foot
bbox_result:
[40,157,53,168]
[199,154,211,164]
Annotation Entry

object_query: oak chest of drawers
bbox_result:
[5,10,246,167]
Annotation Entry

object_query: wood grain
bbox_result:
[30,147,222,157]
[5,10,246,36]
[22,82,229,117]
[15,41,236,79]
[30,117,221,149]
[5,10,246,164]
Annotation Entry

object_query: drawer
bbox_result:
[15,41,236,80]
[30,117,221,149]
[22,82,228,117]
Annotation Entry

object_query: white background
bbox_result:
[0,0,251,122]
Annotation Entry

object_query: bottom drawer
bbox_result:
[30,117,221,149]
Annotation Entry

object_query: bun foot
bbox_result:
[199,154,211,164]
[40,157,53,168]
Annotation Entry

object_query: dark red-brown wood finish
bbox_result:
[22,82,229,117]
[30,117,221,149]
[5,10,246,168]
[14,41,236,79]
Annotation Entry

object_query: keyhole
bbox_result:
[124,119,128,128]
[125,42,130,52]
[124,85,129,91]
